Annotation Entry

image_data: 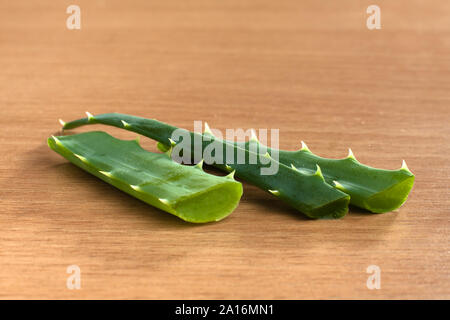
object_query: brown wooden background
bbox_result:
[0,0,449,299]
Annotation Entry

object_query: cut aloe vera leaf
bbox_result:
[48,131,243,223]
[62,113,350,219]
[157,129,414,213]
[63,112,415,214]
[233,140,415,213]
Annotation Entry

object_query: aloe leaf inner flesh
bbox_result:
[48,131,243,223]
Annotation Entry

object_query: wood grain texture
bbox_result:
[0,0,449,299]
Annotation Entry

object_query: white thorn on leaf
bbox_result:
[250,129,259,142]
[99,171,113,178]
[204,122,213,135]
[300,141,310,152]
[290,163,299,171]
[315,164,324,178]
[333,180,345,190]
[401,160,411,172]
[121,120,131,128]
[168,138,176,146]
[195,159,204,169]
[58,119,66,126]
[225,164,233,172]
[347,148,356,160]
[226,170,236,179]
[263,152,271,159]
[51,135,63,146]
[85,111,94,120]
[74,154,88,163]
[130,185,141,191]
[159,198,170,206]
[268,189,280,196]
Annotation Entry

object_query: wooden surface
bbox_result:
[0,0,449,299]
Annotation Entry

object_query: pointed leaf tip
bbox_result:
[401,160,412,173]
[58,119,66,126]
[51,135,63,146]
[347,148,357,160]
[268,189,280,196]
[130,185,141,191]
[168,138,176,146]
[333,180,345,190]
[85,111,94,120]
[74,154,88,163]
[250,129,259,142]
[159,198,171,206]
[195,159,204,169]
[314,164,324,179]
[204,122,213,135]
[300,141,310,152]
[121,120,131,128]
[226,170,236,180]
[99,170,113,178]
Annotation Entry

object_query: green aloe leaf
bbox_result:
[62,113,350,219]
[48,131,243,223]
[64,112,416,214]
[234,140,414,213]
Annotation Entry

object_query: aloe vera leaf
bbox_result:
[62,113,350,219]
[47,131,243,223]
[63,112,415,214]
[158,132,414,213]
[228,140,414,213]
